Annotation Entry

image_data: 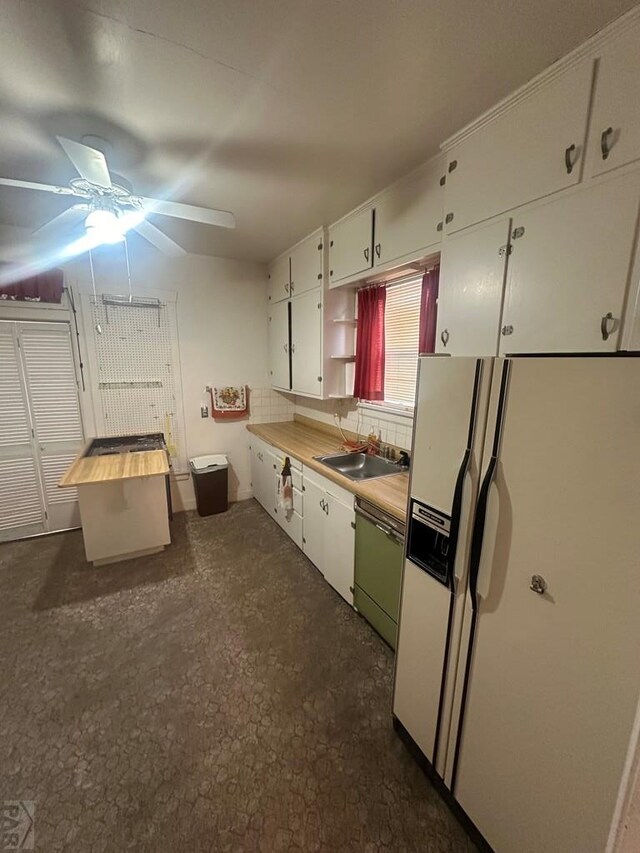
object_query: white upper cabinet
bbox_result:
[501,171,640,354]
[373,156,445,268]
[436,218,512,356]
[588,20,640,179]
[291,289,323,397]
[268,299,290,390]
[443,58,594,235]
[290,230,324,296]
[268,253,290,304]
[328,206,374,285]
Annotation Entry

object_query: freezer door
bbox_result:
[451,356,640,853]
[394,355,493,775]
[411,356,491,513]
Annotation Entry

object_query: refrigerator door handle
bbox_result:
[468,457,498,610]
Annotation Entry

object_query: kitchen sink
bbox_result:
[314,452,405,481]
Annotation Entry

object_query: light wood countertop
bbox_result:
[247,420,409,522]
[59,447,170,487]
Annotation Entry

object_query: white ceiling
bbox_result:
[0,0,637,262]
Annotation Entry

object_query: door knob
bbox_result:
[530,574,547,595]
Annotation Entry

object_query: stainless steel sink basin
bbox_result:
[314,452,405,481]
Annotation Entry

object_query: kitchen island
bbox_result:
[59,434,171,566]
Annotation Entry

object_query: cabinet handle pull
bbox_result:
[290,343,296,353]
[283,343,288,352]
[601,127,614,160]
[564,143,577,174]
[285,283,289,293]
[601,312,614,341]
[363,247,370,262]
[440,329,450,347]
[374,243,381,259]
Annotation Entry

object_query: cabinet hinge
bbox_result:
[317,243,323,250]
[44,510,48,520]
[439,175,446,186]
[498,244,512,257]
[448,159,458,173]
[317,273,322,280]
[317,302,322,309]
[317,376,322,382]
[350,521,356,530]
[302,537,306,544]
[512,226,525,240]
[330,240,334,247]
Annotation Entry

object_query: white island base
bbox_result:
[77,475,171,566]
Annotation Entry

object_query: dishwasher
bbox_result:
[354,498,406,650]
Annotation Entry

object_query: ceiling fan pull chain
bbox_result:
[88,247,102,334]
[123,235,133,303]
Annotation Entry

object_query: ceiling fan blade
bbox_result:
[57,136,112,189]
[140,197,236,229]
[0,177,77,196]
[32,204,90,239]
[132,219,186,257]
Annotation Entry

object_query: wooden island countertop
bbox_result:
[59,447,170,487]
[247,418,409,522]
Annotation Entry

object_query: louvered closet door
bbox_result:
[0,324,46,541]
[19,323,84,533]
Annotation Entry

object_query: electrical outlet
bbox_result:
[200,406,209,418]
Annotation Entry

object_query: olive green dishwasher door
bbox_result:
[354,514,404,649]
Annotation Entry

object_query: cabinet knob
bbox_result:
[564,143,577,175]
[440,329,450,347]
[601,127,614,160]
[600,312,615,341]
[530,574,547,595]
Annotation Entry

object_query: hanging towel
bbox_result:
[210,385,249,420]
[279,457,294,514]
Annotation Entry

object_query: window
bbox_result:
[382,275,422,409]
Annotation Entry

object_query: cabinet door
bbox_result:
[501,172,640,354]
[268,299,290,390]
[263,450,279,519]
[268,254,291,304]
[436,219,511,356]
[250,442,262,503]
[374,156,445,267]
[444,58,593,234]
[588,21,640,179]
[302,477,326,573]
[329,207,373,285]
[291,289,322,397]
[290,232,324,296]
[324,493,355,605]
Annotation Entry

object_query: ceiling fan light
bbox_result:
[85,209,124,244]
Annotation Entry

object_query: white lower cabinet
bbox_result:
[249,435,356,606]
[302,468,355,605]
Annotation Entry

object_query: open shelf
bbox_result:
[332,318,358,324]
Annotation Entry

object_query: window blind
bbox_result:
[383,275,422,407]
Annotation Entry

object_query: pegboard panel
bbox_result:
[89,298,186,471]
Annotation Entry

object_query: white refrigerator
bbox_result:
[393,355,640,853]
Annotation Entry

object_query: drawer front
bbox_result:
[275,507,302,548]
[355,514,403,621]
[354,585,398,649]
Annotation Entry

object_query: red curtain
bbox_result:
[418,265,440,354]
[0,269,64,303]
[354,285,386,401]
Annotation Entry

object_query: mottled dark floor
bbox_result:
[0,500,476,852]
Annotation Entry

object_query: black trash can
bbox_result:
[190,454,229,516]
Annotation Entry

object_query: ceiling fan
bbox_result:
[0,136,236,257]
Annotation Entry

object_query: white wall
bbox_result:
[293,395,413,451]
[54,239,270,509]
